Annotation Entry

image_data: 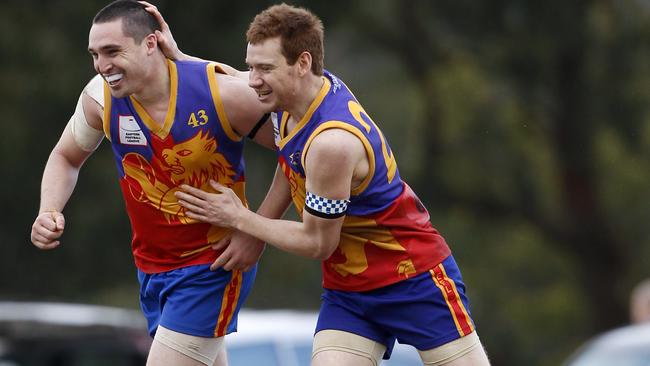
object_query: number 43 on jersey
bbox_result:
[187,110,208,127]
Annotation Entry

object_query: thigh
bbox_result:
[147,325,227,366]
[139,264,257,338]
[146,337,230,366]
[147,336,201,366]
[312,329,385,366]
[418,331,490,366]
[312,349,375,366]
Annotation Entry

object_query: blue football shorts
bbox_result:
[316,255,475,359]
[137,264,256,338]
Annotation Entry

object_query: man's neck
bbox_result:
[287,73,324,126]
[132,56,170,108]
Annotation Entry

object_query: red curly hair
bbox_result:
[246,3,324,76]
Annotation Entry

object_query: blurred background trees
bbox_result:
[1,0,650,365]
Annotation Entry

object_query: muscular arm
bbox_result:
[207,164,292,271]
[196,71,280,268]
[39,126,94,213]
[176,129,367,260]
[217,72,275,149]
[236,130,360,258]
[42,91,103,210]
[256,163,293,220]
[31,90,103,249]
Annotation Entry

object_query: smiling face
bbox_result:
[88,19,151,98]
[246,37,301,113]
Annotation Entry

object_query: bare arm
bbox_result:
[31,92,102,249]
[141,1,249,80]
[39,127,92,213]
[209,164,292,271]
[217,73,275,149]
[256,163,294,220]
[198,72,280,269]
[176,129,366,260]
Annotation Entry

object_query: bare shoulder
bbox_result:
[213,72,267,136]
[306,128,365,169]
[215,72,255,98]
[215,72,261,112]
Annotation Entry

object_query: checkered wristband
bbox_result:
[304,191,350,218]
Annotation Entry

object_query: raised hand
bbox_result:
[139,1,184,60]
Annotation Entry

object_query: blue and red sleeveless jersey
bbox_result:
[274,70,451,291]
[102,60,247,273]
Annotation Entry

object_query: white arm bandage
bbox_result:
[68,74,105,152]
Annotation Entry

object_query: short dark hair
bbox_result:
[93,0,160,44]
[246,3,324,76]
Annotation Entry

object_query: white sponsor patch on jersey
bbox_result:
[118,115,147,146]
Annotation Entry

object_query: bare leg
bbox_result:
[418,333,490,366]
[312,330,385,366]
[438,345,489,366]
[312,349,376,366]
[146,327,228,366]
[213,346,228,366]
[146,338,215,366]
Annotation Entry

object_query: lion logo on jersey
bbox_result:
[161,130,235,187]
[122,130,238,230]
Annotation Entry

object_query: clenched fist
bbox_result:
[31,210,65,250]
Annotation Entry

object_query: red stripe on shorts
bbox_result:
[214,270,242,337]
[430,265,474,337]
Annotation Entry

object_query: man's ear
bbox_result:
[297,51,313,76]
[144,33,158,55]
